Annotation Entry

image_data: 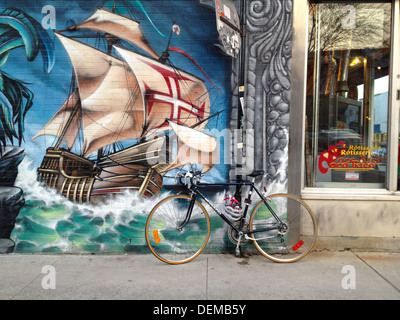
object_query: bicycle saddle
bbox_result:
[248,170,265,177]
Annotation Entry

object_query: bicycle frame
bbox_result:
[178,179,285,238]
[146,172,317,264]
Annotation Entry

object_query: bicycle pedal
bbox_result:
[235,247,241,257]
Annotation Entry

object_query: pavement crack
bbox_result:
[8,258,59,300]
[352,251,400,294]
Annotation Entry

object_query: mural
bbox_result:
[0,7,55,253]
[0,0,292,254]
[33,6,219,203]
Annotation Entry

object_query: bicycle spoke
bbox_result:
[145,195,210,264]
[249,194,317,263]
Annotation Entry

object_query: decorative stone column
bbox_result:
[230,0,293,193]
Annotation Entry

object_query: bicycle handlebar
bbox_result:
[175,170,203,187]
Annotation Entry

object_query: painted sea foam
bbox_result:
[12,159,173,253]
[11,159,231,254]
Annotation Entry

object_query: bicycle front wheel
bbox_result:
[249,193,317,263]
[145,195,211,264]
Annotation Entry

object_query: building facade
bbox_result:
[0,0,398,254]
[290,0,400,250]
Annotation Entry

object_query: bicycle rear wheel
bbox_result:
[249,193,317,263]
[145,195,211,264]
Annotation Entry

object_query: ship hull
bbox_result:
[91,163,162,203]
[37,148,162,204]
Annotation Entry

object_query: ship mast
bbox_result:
[52,0,121,158]
[108,0,118,54]
[98,0,118,159]
[53,75,80,151]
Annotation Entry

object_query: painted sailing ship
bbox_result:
[33,3,218,204]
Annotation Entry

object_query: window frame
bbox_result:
[290,0,400,200]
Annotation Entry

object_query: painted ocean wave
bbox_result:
[12,159,172,253]
[11,159,232,254]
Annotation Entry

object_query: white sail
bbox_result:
[114,45,210,135]
[35,34,212,159]
[158,121,218,173]
[32,89,81,149]
[71,8,159,59]
[54,33,145,156]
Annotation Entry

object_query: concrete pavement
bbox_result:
[0,250,399,302]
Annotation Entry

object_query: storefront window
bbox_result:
[306,2,392,188]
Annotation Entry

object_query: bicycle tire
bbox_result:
[249,193,317,263]
[145,195,211,264]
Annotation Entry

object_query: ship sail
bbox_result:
[34,2,218,202]
[33,89,81,149]
[34,33,145,156]
[69,8,159,60]
[157,121,218,173]
[35,34,211,157]
[114,45,210,135]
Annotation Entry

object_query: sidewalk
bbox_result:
[1,250,399,301]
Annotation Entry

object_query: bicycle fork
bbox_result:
[177,193,198,231]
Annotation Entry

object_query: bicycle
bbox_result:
[145,170,317,264]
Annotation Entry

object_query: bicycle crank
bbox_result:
[228,222,250,245]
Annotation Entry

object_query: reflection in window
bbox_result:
[305,2,392,188]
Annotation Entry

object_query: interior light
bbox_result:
[350,57,361,67]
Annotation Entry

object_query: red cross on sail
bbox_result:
[142,59,206,130]
[114,46,210,135]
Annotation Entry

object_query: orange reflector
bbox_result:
[292,239,304,251]
[153,230,161,244]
